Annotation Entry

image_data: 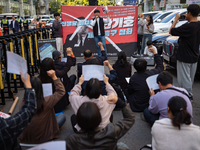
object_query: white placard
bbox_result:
[146,74,159,90]
[102,6,108,14]
[125,77,130,83]
[6,51,27,79]
[61,58,67,63]
[42,83,53,97]
[82,65,104,81]
[0,112,10,119]
[187,0,200,4]
[28,141,66,150]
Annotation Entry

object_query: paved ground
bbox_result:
[1,57,200,150]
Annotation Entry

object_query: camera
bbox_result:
[179,15,186,20]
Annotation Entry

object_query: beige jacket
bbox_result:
[69,83,117,131]
[152,118,200,150]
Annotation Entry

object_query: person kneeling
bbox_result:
[66,98,135,150]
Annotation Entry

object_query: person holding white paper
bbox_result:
[0,73,37,150]
[69,75,117,132]
[143,71,193,126]
[53,48,76,92]
[19,70,66,144]
[39,48,74,113]
[127,47,164,112]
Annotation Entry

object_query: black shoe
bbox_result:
[189,96,194,103]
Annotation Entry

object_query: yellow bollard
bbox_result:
[40,30,43,39]
[28,36,34,66]
[49,29,51,39]
[35,33,39,60]
[0,62,4,90]
[20,38,25,59]
[9,41,16,80]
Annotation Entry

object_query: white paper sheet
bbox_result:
[42,83,53,97]
[0,112,10,119]
[125,77,130,83]
[28,141,66,150]
[82,65,104,81]
[146,74,159,90]
[6,51,27,79]
[61,58,67,63]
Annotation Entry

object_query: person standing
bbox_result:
[169,4,200,101]
[141,15,154,55]
[10,16,19,34]
[1,15,9,35]
[53,13,63,56]
[16,16,22,31]
[23,17,29,30]
[91,9,110,57]
[137,14,144,55]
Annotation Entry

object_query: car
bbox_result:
[152,32,171,55]
[45,19,54,27]
[154,9,187,34]
[40,15,51,22]
[153,9,182,23]
[162,35,200,74]
[143,11,162,18]
[0,13,18,25]
[25,16,34,23]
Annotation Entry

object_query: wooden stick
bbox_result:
[8,97,19,115]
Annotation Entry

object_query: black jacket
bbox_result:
[65,102,135,150]
[77,50,107,78]
[127,54,164,112]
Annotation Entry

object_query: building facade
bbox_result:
[0,0,36,17]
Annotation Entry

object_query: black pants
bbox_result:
[137,34,143,54]
[71,113,113,133]
[3,29,9,35]
[68,75,76,92]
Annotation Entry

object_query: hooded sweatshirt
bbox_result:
[69,83,117,131]
[152,118,200,150]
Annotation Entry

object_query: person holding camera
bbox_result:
[169,4,200,101]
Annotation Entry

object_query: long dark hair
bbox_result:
[39,58,55,83]
[76,102,102,140]
[115,51,129,67]
[31,77,45,115]
[85,78,102,99]
[147,15,153,25]
[168,96,192,129]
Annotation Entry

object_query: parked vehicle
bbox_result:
[154,9,187,34]
[152,32,171,55]
[163,35,200,74]
[0,13,18,25]
[25,16,34,23]
[143,11,162,18]
[153,9,183,23]
[40,15,51,22]
[45,19,54,27]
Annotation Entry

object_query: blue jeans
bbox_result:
[94,35,107,57]
[141,34,152,54]
[56,113,66,128]
[143,108,159,126]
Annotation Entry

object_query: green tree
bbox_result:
[49,1,61,13]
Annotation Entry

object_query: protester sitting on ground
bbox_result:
[81,59,117,95]
[143,40,158,56]
[152,96,200,150]
[127,47,164,112]
[66,97,135,150]
[0,73,37,149]
[69,75,117,132]
[39,48,74,113]
[77,42,107,78]
[143,71,193,126]
[53,48,76,92]
[113,51,132,92]
[19,70,65,144]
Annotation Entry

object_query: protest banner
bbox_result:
[61,5,138,57]
[38,39,57,61]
